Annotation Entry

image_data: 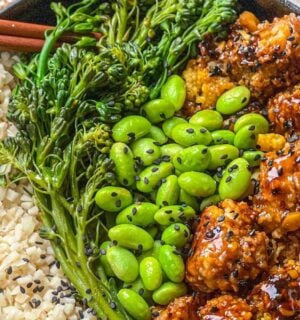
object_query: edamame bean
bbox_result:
[189,110,223,131]
[142,99,175,123]
[136,162,174,193]
[207,144,239,170]
[154,205,196,226]
[171,123,212,147]
[140,257,163,291]
[106,246,139,282]
[242,150,264,167]
[218,158,252,200]
[108,224,154,251]
[162,117,187,138]
[110,143,136,186]
[161,75,186,111]
[178,172,217,197]
[116,202,158,227]
[174,145,211,172]
[158,245,185,282]
[95,186,133,212]
[234,113,269,133]
[216,86,251,115]
[200,194,221,211]
[156,175,180,207]
[179,189,199,211]
[234,124,259,149]
[123,278,152,301]
[161,223,190,248]
[131,138,161,166]
[112,115,151,143]
[211,130,235,145]
[152,282,187,305]
[117,289,151,320]
[99,241,114,277]
[145,126,168,145]
[161,144,184,163]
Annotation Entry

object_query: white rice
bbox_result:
[0,52,96,319]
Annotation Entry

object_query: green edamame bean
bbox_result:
[162,117,187,138]
[118,289,151,320]
[216,86,251,115]
[200,194,221,211]
[152,282,187,305]
[112,115,151,143]
[108,224,154,251]
[116,202,158,227]
[123,278,152,301]
[154,205,196,226]
[211,130,235,145]
[110,143,136,186]
[178,172,216,197]
[174,145,211,172]
[189,110,223,131]
[161,75,186,111]
[95,186,133,212]
[145,225,159,239]
[242,150,264,167]
[234,124,259,149]
[145,126,168,145]
[207,144,239,170]
[156,175,180,207]
[234,113,269,133]
[179,189,199,211]
[131,138,161,166]
[161,144,184,163]
[106,246,139,282]
[99,241,114,277]
[136,162,174,193]
[142,99,175,123]
[219,158,252,200]
[161,223,190,248]
[158,245,185,282]
[171,123,212,147]
[140,257,163,291]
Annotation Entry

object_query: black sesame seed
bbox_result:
[32,287,38,293]
[144,177,149,184]
[146,149,154,154]
[123,147,129,154]
[115,200,122,208]
[6,266,12,275]
[20,286,25,294]
[174,224,180,231]
[126,215,132,222]
[35,241,43,245]
[202,148,208,154]
[152,167,159,173]
[86,288,92,294]
[112,240,118,246]
[77,205,83,213]
[153,141,161,146]
[152,311,160,317]
[34,279,41,284]
[250,134,256,139]
[52,296,58,304]
[138,288,145,296]
[111,192,118,197]
[277,167,283,176]
[226,230,234,239]
[138,244,143,251]
[232,270,239,278]
[27,282,33,288]
[233,213,239,220]
[123,178,129,185]
[162,201,169,206]
[226,176,232,183]
[22,258,29,262]
[200,128,207,133]
[169,217,175,222]
[186,128,194,134]
[132,207,137,215]
[210,306,219,313]
[177,157,182,164]
[165,210,172,214]
[220,154,228,160]
[162,155,171,162]
[110,302,117,309]
[217,215,225,222]
[183,230,189,238]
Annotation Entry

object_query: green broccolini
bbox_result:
[0,0,237,318]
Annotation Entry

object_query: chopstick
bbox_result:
[0,19,101,52]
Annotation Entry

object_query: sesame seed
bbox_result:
[34,279,41,284]
[202,148,208,154]
[123,147,129,154]
[174,224,180,231]
[144,177,149,184]
[220,154,228,160]
[162,201,169,206]
[20,286,25,294]
[146,149,154,154]
[110,302,117,309]
[165,210,172,214]
[186,128,194,134]
[13,276,21,281]
[35,241,43,245]
[22,258,29,262]
[27,282,33,288]
[6,266,12,274]
[152,311,160,317]
[277,167,283,176]
[200,128,207,133]
[111,192,117,197]
[249,229,256,236]
[127,215,132,222]
[177,157,182,164]
[132,207,137,215]
[115,200,122,207]
[138,288,145,296]
[226,176,232,183]
[217,215,225,222]
[152,167,159,172]
[77,205,83,213]
[86,288,92,294]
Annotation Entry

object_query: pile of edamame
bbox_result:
[95,76,270,319]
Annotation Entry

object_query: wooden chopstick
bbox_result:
[0,19,101,52]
